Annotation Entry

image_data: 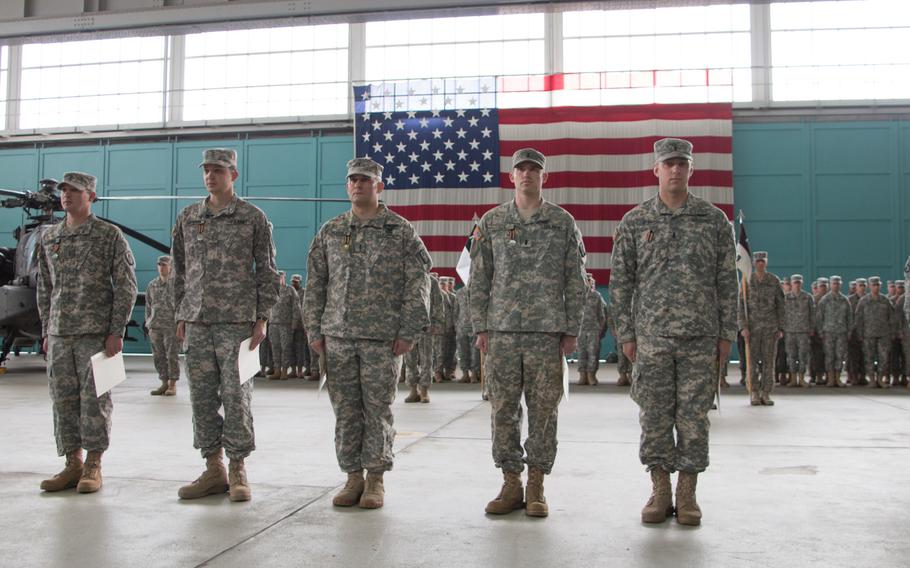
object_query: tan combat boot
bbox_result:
[750,389,761,406]
[833,371,845,388]
[577,371,589,386]
[287,368,298,379]
[525,467,548,517]
[76,451,103,493]
[825,371,835,387]
[266,368,281,380]
[589,372,599,386]
[485,471,524,514]
[332,471,365,507]
[40,450,83,492]
[880,373,891,389]
[797,373,809,388]
[178,450,229,499]
[617,373,631,387]
[359,471,385,509]
[786,372,797,387]
[404,385,421,403]
[641,468,673,523]
[164,380,177,396]
[433,370,444,383]
[150,381,168,395]
[418,385,430,403]
[228,458,251,502]
[867,374,878,388]
[760,391,774,406]
[675,472,702,526]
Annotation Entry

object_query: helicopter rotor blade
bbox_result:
[96,216,171,254]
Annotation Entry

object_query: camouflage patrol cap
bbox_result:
[817,277,829,285]
[57,171,96,193]
[291,273,302,281]
[198,148,237,170]
[511,148,546,170]
[856,278,867,285]
[791,274,803,282]
[848,280,856,286]
[156,255,171,265]
[897,280,905,287]
[782,277,791,284]
[654,138,693,163]
[753,251,768,262]
[869,276,882,285]
[347,157,383,180]
[887,280,894,286]
[830,275,842,284]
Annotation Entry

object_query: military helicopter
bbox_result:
[0,179,348,372]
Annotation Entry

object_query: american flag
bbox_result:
[354,81,733,284]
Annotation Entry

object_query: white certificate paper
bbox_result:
[562,356,569,403]
[91,351,127,396]
[237,338,260,385]
[317,353,327,398]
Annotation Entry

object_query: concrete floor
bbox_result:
[2,355,910,568]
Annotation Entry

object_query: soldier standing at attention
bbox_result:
[847,278,867,385]
[304,158,430,510]
[577,273,609,386]
[267,271,299,380]
[172,149,279,502]
[37,172,138,493]
[854,276,895,388]
[404,269,444,403]
[471,148,587,518]
[454,282,480,383]
[783,275,815,388]
[893,280,907,386]
[809,277,829,384]
[147,255,180,396]
[289,274,309,378]
[737,251,784,406]
[441,277,459,380]
[610,138,737,526]
[816,276,852,387]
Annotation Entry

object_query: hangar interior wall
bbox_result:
[1,118,908,356]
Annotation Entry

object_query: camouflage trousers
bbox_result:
[785,332,811,374]
[432,334,445,374]
[185,323,255,460]
[487,332,563,474]
[268,323,293,370]
[899,333,910,376]
[47,334,112,456]
[577,331,602,372]
[149,327,180,381]
[404,333,433,387]
[616,337,632,374]
[890,337,905,377]
[747,331,778,394]
[259,336,272,368]
[847,335,864,375]
[822,333,848,373]
[456,332,481,373]
[810,334,825,377]
[775,336,787,373]
[631,336,717,474]
[325,336,401,473]
[443,330,457,371]
[290,329,310,370]
[862,336,891,376]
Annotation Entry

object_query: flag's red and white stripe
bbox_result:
[384,102,733,284]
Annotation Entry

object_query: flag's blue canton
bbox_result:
[354,87,500,190]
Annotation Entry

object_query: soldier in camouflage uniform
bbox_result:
[737,251,785,405]
[612,310,633,386]
[304,157,431,510]
[577,273,609,386]
[441,277,459,380]
[774,278,791,385]
[454,282,480,383]
[816,275,852,387]
[36,171,138,494]
[404,270,445,403]
[266,271,299,380]
[889,280,905,386]
[471,148,586,518]
[809,278,828,384]
[146,255,180,396]
[847,278,867,385]
[173,149,279,503]
[854,276,896,388]
[289,274,310,378]
[610,138,737,526]
[783,275,815,388]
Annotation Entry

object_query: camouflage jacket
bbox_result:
[304,204,431,342]
[470,199,586,335]
[609,194,738,342]
[172,195,279,323]
[428,275,446,334]
[854,294,895,339]
[816,291,853,334]
[443,290,456,331]
[894,294,907,336]
[269,284,299,325]
[783,290,815,333]
[454,286,473,335]
[37,214,138,337]
[145,275,176,330]
[291,287,305,330]
[848,293,862,311]
[737,271,785,333]
[580,288,608,336]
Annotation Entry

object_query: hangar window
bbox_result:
[364,14,545,82]
[771,0,910,102]
[562,4,752,105]
[182,24,349,121]
[19,37,167,129]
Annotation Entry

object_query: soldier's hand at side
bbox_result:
[741,329,750,341]
[175,321,186,341]
[42,337,48,355]
[560,335,577,356]
[776,330,784,340]
[105,335,123,357]
[310,337,325,355]
[250,319,267,350]
[622,341,637,363]
[475,332,488,353]
[392,338,413,356]
[717,339,732,363]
